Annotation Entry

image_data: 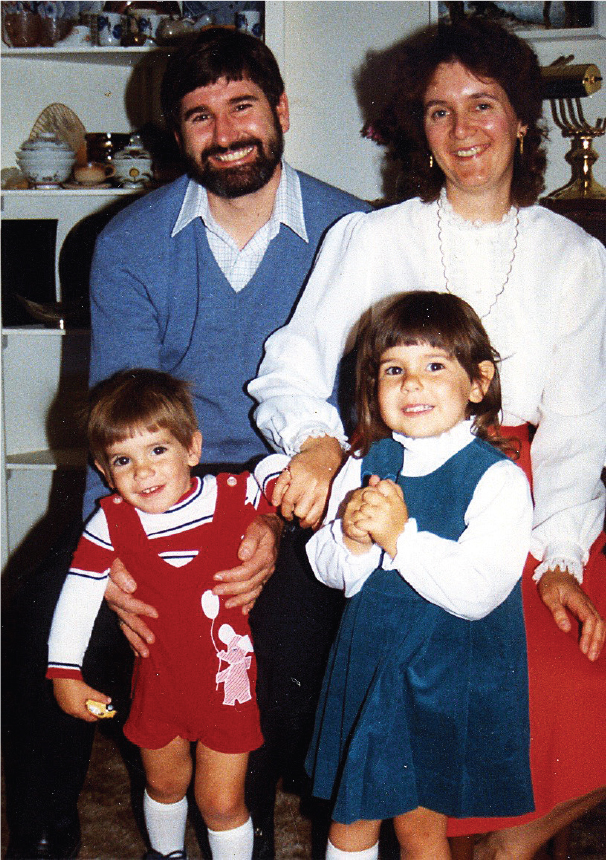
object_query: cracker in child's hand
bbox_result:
[85,699,116,719]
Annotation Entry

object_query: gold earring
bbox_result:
[429,152,434,168]
[518,134,524,156]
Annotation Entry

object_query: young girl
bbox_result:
[303,292,534,860]
[46,369,287,860]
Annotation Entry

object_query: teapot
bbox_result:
[155,14,194,44]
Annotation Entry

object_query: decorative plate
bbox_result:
[30,103,87,164]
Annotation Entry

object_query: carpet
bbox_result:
[2,729,604,859]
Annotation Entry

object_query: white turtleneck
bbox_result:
[306,421,533,621]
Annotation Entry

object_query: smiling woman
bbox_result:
[423,62,526,221]
[248,14,605,860]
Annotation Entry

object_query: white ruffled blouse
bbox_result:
[249,196,605,579]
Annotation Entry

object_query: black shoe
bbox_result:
[252,823,275,860]
[6,824,81,859]
[143,850,187,859]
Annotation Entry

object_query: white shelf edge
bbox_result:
[1,45,169,58]
[1,187,147,197]
[2,326,89,336]
[2,45,156,52]
[6,449,87,470]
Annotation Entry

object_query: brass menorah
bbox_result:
[542,59,606,200]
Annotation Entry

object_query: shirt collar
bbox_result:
[393,419,476,473]
[171,160,308,243]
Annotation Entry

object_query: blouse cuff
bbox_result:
[290,425,350,456]
[331,520,383,596]
[532,542,586,584]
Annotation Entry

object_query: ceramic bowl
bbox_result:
[16,131,76,186]
[113,133,153,186]
[16,154,76,186]
[19,132,74,154]
[113,156,153,186]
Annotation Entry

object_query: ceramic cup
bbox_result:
[96,12,124,46]
[38,16,73,47]
[2,8,41,47]
[73,161,115,186]
[86,132,130,163]
[132,11,166,42]
[58,24,93,47]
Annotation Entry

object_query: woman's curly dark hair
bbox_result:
[359,15,548,206]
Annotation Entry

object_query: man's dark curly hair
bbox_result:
[363,16,548,206]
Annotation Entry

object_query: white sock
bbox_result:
[325,839,379,860]
[143,790,188,855]
[207,816,254,860]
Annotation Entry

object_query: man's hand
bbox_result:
[106,558,158,658]
[213,513,283,613]
[272,435,345,529]
[537,567,606,661]
[52,677,111,723]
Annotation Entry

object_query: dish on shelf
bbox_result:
[30,103,87,164]
[15,295,89,329]
[61,180,112,189]
[16,132,76,187]
[1,167,28,189]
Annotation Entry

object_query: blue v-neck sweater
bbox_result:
[86,172,367,515]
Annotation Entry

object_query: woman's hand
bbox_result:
[272,436,345,529]
[537,567,606,661]
[213,513,283,614]
[52,677,111,722]
[105,558,158,658]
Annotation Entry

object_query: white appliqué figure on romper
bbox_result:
[201,589,254,706]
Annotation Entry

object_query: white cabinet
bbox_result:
[0,43,162,569]
[0,41,166,568]
[1,186,139,567]
[0,61,149,569]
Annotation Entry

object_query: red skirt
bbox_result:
[447,425,605,836]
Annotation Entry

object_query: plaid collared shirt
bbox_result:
[171,160,308,293]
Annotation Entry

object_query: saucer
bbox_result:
[62,180,112,189]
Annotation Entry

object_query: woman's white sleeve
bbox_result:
[529,238,605,579]
[388,460,533,620]
[249,212,374,455]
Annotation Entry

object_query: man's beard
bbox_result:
[185,118,284,199]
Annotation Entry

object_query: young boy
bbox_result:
[46,368,288,860]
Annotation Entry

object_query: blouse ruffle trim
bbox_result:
[532,556,584,585]
[438,187,518,230]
